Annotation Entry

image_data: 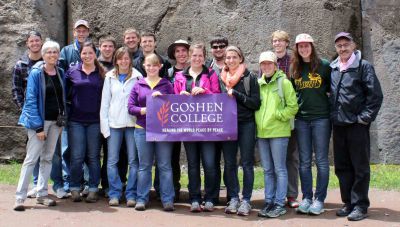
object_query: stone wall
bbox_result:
[0,0,399,163]
[0,0,66,161]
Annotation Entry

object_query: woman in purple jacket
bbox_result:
[66,41,105,203]
[174,43,220,212]
[128,53,175,211]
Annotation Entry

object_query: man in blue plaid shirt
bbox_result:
[12,31,43,112]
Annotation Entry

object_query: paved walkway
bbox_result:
[0,185,399,227]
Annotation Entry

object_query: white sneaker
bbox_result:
[56,188,69,199]
[27,187,37,198]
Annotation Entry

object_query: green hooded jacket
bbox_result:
[255,70,298,138]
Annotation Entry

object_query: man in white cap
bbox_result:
[59,19,91,71]
[330,32,383,221]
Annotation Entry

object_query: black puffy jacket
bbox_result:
[330,50,383,125]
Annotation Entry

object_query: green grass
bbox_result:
[1,163,399,191]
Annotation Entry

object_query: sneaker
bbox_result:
[71,190,82,202]
[266,204,287,218]
[163,202,175,212]
[347,207,368,221]
[296,198,312,214]
[36,196,56,206]
[258,203,274,217]
[109,198,119,206]
[190,201,202,213]
[56,188,69,199]
[336,204,352,217]
[237,200,251,216]
[81,185,89,197]
[85,191,98,203]
[126,199,136,207]
[309,200,324,215]
[135,202,146,211]
[27,187,37,198]
[225,199,239,214]
[13,199,25,211]
[203,201,214,212]
[287,197,299,208]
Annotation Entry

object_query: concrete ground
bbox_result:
[0,185,399,227]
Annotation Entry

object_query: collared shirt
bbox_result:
[277,52,291,78]
[11,52,42,109]
[339,52,356,72]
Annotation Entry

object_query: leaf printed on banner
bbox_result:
[157,101,170,127]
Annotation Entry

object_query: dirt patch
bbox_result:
[0,185,399,227]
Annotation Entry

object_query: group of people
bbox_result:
[11,19,383,222]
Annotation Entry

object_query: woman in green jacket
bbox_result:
[256,51,298,218]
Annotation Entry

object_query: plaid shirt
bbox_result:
[11,52,42,110]
[277,51,291,79]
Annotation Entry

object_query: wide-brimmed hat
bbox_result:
[167,40,190,60]
[259,51,277,64]
[295,33,314,44]
[334,32,353,42]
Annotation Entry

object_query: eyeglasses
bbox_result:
[45,50,59,55]
[211,44,227,50]
[335,43,352,49]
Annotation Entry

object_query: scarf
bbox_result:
[221,64,246,89]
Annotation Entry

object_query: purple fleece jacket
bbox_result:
[128,78,173,128]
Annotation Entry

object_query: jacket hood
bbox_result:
[258,69,286,85]
[105,68,142,80]
[31,60,45,70]
[330,50,362,69]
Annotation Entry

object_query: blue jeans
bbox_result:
[134,128,174,204]
[258,137,289,206]
[69,121,101,192]
[107,127,138,200]
[296,118,331,202]
[222,121,255,202]
[184,141,217,203]
[51,127,70,192]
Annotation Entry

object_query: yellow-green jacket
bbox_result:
[255,70,298,138]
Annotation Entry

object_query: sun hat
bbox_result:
[295,33,314,44]
[167,40,190,60]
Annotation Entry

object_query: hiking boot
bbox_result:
[36,196,56,206]
[27,187,37,198]
[336,204,352,217]
[126,199,136,207]
[296,198,312,214]
[56,188,69,199]
[258,203,274,217]
[224,198,239,214]
[71,190,82,202]
[85,191,98,203]
[203,201,214,212]
[347,207,368,221]
[163,202,175,212]
[190,201,202,213]
[309,200,324,215]
[266,204,287,218]
[135,202,146,211]
[109,198,119,206]
[13,199,25,211]
[287,197,299,208]
[237,200,251,216]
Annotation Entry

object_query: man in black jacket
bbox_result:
[330,32,383,221]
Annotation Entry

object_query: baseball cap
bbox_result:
[259,51,277,64]
[74,19,89,29]
[334,32,353,42]
[167,40,190,60]
[295,33,314,44]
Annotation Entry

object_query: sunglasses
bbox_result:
[211,44,227,50]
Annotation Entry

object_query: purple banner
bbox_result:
[146,94,237,141]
